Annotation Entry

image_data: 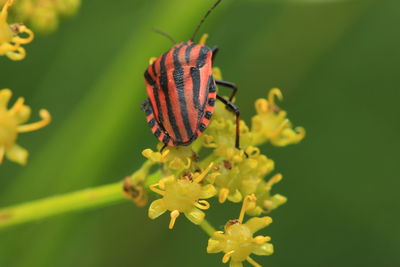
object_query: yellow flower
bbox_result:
[246,174,287,216]
[207,195,274,267]
[0,0,34,61]
[142,145,195,171]
[148,163,217,229]
[251,88,305,146]
[214,147,275,204]
[0,89,51,165]
[201,101,251,162]
[12,0,80,33]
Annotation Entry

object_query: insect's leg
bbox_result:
[215,80,238,102]
[216,95,246,156]
[160,144,168,153]
[211,46,219,61]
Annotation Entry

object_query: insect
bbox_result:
[141,0,243,152]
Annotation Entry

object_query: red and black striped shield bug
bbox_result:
[141,0,243,152]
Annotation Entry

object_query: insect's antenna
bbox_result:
[152,28,177,44]
[190,0,222,42]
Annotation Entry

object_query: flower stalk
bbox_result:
[0,165,160,229]
[0,180,126,229]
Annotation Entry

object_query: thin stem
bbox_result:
[0,164,162,230]
[0,157,219,235]
[0,181,125,229]
[199,219,216,237]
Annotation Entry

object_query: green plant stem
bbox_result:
[0,181,126,229]
[0,165,218,238]
[199,219,216,237]
[0,161,158,230]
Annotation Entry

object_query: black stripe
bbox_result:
[155,128,161,137]
[144,70,164,124]
[205,111,212,120]
[162,135,170,144]
[185,43,197,64]
[173,45,194,139]
[151,61,157,77]
[190,67,201,110]
[159,52,182,142]
[199,123,207,132]
[209,75,216,92]
[198,75,212,122]
[196,46,210,68]
[149,118,156,128]
[140,100,152,115]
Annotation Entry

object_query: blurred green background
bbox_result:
[1,0,399,266]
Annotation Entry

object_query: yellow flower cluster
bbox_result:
[0,0,80,33]
[0,0,33,61]
[134,36,305,266]
[139,81,304,265]
[208,195,273,267]
[0,88,51,165]
[251,88,305,146]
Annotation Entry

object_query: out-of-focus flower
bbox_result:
[7,0,81,33]
[0,0,33,61]
[251,88,305,146]
[148,163,217,229]
[0,88,51,165]
[207,194,274,267]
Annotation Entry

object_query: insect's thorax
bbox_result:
[144,41,215,145]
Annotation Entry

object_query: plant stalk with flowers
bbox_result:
[0,56,304,265]
[0,0,305,258]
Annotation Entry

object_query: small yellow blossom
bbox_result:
[207,195,274,267]
[214,147,275,204]
[201,102,251,162]
[8,0,80,33]
[0,0,33,61]
[0,88,51,165]
[148,163,217,229]
[246,174,287,216]
[200,66,252,161]
[142,145,195,171]
[251,88,305,146]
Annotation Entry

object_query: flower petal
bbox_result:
[184,207,205,225]
[244,216,272,234]
[253,243,274,256]
[230,260,243,267]
[14,106,31,124]
[148,199,167,219]
[227,189,242,203]
[5,143,28,165]
[199,184,217,199]
[207,238,224,253]
[0,88,12,108]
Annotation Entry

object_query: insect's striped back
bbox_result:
[144,41,214,145]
